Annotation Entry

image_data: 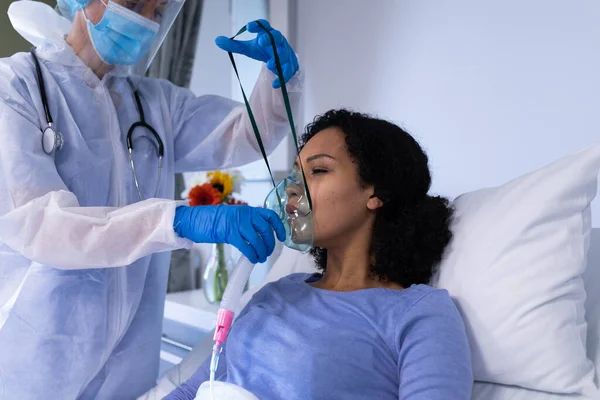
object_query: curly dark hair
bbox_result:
[301,109,453,287]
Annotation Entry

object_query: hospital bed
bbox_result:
[141,229,600,399]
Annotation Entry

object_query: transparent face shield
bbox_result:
[125,0,185,75]
[264,169,314,253]
[79,0,186,76]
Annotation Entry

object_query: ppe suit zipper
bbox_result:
[100,84,124,208]
[100,84,124,344]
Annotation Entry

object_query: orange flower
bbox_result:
[188,183,222,206]
[227,198,247,205]
[207,171,234,200]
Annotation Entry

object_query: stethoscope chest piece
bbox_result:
[31,48,64,156]
[42,123,63,155]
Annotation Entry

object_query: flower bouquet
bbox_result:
[187,170,246,303]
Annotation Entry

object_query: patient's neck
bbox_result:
[311,230,403,292]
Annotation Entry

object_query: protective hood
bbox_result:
[8,1,71,48]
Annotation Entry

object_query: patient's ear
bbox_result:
[367,195,383,211]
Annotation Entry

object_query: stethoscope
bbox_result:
[30,48,164,201]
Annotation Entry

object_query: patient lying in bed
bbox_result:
[166,110,473,400]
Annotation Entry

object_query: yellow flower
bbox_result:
[207,171,233,200]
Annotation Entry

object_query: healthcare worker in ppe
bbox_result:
[0,0,302,398]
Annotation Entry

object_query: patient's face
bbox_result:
[294,128,377,248]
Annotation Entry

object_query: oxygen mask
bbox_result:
[263,169,313,253]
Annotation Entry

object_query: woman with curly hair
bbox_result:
[167,109,473,400]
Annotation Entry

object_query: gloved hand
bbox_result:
[215,19,299,89]
[173,205,286,264]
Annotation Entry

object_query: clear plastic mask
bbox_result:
[264,169,313,253]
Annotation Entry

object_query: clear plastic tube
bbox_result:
[220,255,255,312]
[209,343,221,400]
[209,255,256,398]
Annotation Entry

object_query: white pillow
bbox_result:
[433,143,600,397]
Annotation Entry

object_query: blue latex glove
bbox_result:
[215,19,299,89]
[173,205,286,264]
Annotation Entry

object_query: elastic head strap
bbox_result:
[228,22,312,210]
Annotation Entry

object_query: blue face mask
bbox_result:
[84,1,159,66]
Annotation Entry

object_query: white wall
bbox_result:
[189,0,231,98]
[296,0,600,219]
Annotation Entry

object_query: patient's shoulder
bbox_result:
[402,285,458,317]
[397,286,466,341]
[406,284,450,301]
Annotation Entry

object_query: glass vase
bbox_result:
[202,243,235,304]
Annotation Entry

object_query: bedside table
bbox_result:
[160,290,219,377]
